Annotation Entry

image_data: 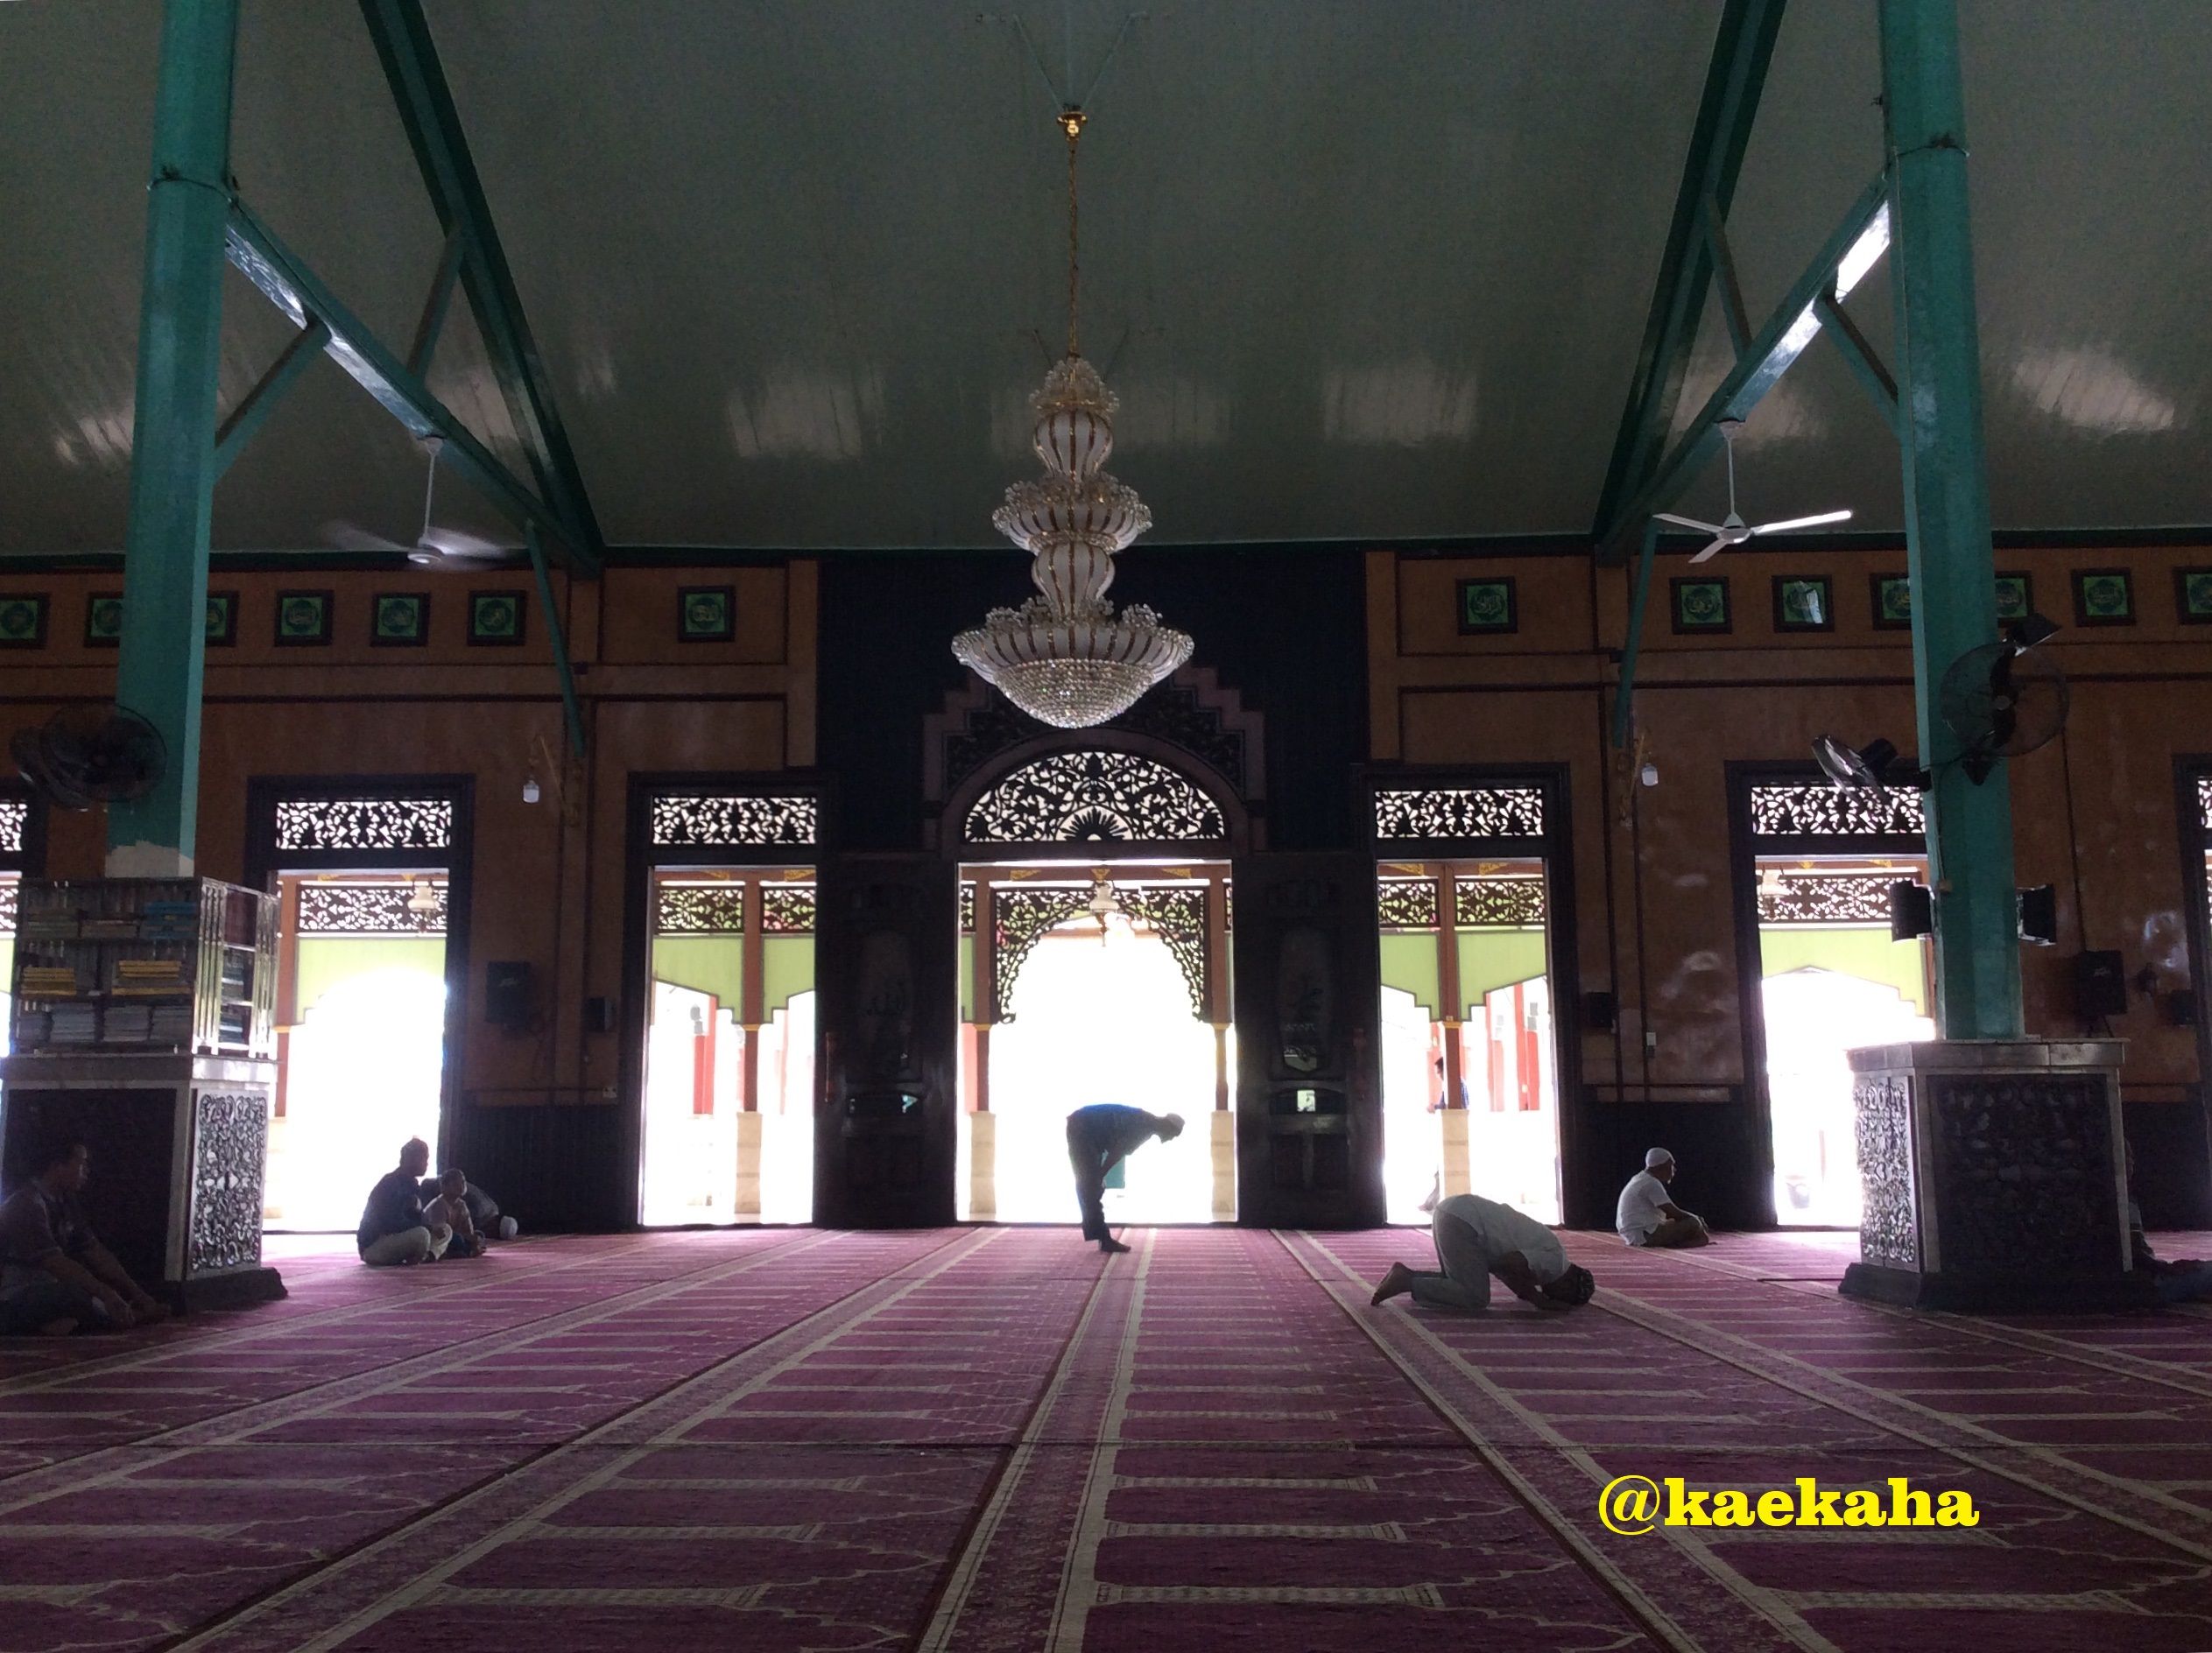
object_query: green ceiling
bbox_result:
[2,0,2207,557]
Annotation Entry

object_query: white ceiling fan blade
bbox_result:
[1750,510,1853,536]
[1653,512,1722,533]
[1687,535,1731,565]
[419,528,517,561]
[321,519,411,555]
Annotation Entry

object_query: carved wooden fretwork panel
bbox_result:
[1750,784,1924,838]
[1758,872,1898,925]
[651,794,817,848]
[966,751,1226,845]
[274,798,451,853]
[656,886,745,934]
[1856,1073,1918,1268]
[1455,876,1546,927]
[990,886,1092,1021]
[762,884,817,934]
[1377,878,1438,931]
[2198,775,2212,832]
[296,883,446,935]
[990,883,1210,1022]
[0,798,25,856]
[188,1091,267,1277]
[1373,787,1544,841]
[1118,886,1210,1021]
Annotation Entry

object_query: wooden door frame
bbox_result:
[1725,761,1927,1230]
[243,775,475,1169]
[1361,763,1585,1224]
[622,771,823,1226]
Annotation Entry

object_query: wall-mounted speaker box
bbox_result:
[1888,881,1934,942]
[584,995,617,1036]
[2071,950,2128,1019]
[2018,884,2059,946]
[486,961,534,1032]
[1582,990,1618,1032]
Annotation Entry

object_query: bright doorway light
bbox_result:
[984,921,1215,1226]
[268,968,446,1231]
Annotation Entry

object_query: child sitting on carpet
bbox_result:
[417,1172,520,1242]
[421,1170,487,1260]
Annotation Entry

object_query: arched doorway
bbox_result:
[951,746,1241,1228]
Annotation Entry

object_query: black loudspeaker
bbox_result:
[584,995,618,1036]
[2071,950,2128,1019]
[2163,988,2198,1028]
[1888,881,1934,941]
[1582,990,1618,1032]
[486,961,534,1031]
[2018,884,2059,946]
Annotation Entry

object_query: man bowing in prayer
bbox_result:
[1066,1104,1183,1255]
[1370,1192,1596,1312]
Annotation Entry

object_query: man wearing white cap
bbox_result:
[1617,1148,1710,1248]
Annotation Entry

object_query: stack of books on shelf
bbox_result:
[112,959,187,995]
[19,966,78,997]
[48,1003,97,1045]
[104,1002,151,1042]
[150,1001,193,1045]
[142,897,201,939]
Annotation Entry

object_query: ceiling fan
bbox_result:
[321,436,518,567]
[1652,419,1851,564]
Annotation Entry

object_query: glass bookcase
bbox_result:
[10,878,277,1059]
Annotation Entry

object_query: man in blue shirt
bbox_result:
[1065,1104,1183,1254]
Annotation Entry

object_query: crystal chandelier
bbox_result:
[953,109,1192,729]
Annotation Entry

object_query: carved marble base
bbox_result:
[732,1111,764,1220]
[1839,1039,2153,1312]
[0,1054,285,1313]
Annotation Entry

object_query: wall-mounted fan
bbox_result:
[1814,613,2068,793]
[11,706,166,810]
[1652,419,1852,563]
[1940,625,2070,783]
[321,436,518,568]
[1813,735,1927,795]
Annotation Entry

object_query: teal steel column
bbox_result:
[109,0,240,874]
[1879,0,2021,1038]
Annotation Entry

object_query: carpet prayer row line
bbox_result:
[3,1227,2211,1650]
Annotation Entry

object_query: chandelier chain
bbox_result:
[1063,108,1085,359]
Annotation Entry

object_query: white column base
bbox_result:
[1210,1109,1236,1222]
[969,1109,997,1221]
[733,1111,764,1221]
[1439,1108,1472,1199]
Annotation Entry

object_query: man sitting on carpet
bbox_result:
[357,1139,451,1266]
[2127,1143,2212,1304]
[1616,1147,1711,1248]
[1066,1104,1183,1255]
[0,1137,171,1335]
[1370,1192,1596,1312]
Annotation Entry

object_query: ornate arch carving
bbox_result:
[929,665,1262,855]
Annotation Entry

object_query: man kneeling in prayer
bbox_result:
[1370,1192,1596,1312]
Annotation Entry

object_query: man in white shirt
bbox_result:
[1370,1192,1596,1312]
[1617,1148,1711,1247]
